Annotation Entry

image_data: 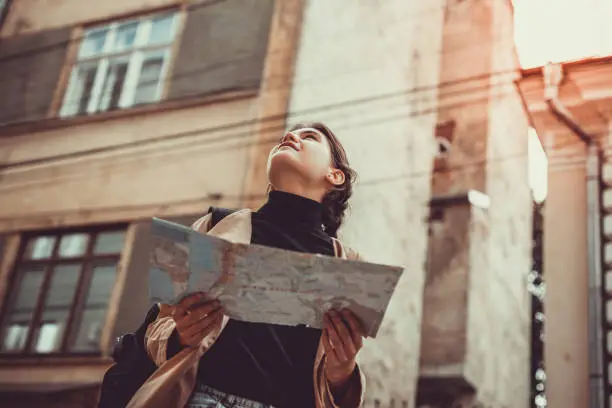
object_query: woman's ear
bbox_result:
[326,168,345,186]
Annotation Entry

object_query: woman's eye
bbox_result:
[303,134,317,140]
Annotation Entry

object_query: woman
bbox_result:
[130,123,366,408]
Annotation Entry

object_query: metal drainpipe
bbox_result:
[543,62,604,408]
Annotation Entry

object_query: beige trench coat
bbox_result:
[126,209,366,408]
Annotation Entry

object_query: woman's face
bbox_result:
[267,127,342,190]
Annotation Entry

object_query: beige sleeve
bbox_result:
[191,213,213,234]
[346,248,362,262]
[144,213,213,366]
[321,244,365,406]
[314,339,366,408]
[328,365,365,408]
[144,304,178,367]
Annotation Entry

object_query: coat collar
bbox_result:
[205,209,356,260]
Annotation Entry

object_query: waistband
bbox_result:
[191,383,273,408]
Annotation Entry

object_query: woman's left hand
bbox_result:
[322,309,366,391]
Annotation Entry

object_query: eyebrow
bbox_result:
[282,128,321,141]
[297,128,323,138]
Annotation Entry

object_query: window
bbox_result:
[60,12,178,117]
[0,0,10,29]
[0,226,126,354]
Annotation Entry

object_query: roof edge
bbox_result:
[520,55,612,78]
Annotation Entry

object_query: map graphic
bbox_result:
[149,218,404,338]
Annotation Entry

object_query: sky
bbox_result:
[514,0,612,68]
[513,0,612,202]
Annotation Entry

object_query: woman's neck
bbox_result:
[269,173,328,203]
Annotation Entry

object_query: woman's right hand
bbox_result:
[172,293,224,348]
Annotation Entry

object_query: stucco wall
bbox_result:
[0,97,258,231]
[464,1,532,406]
[417,0,531,406]
[288,1,445,405]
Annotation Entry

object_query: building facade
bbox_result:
[518,57,612,408]
[0,1,531,407]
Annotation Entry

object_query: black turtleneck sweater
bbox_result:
[194,191,334,407]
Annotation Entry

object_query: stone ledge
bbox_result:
[420,190,491,404]
[417,374,476,406]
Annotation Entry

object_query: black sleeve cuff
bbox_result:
[166,329,184,360]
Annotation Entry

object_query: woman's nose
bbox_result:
[282,132,300,144]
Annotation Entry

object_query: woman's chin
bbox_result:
[268,151,302,171]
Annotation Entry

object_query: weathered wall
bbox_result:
[420,0,531,406]
[0,0,183,37]
[0,362,110,396]
[465,1,532,406]
[287,0,445,406]
[0,0,274,129]
[420,1,496,396]
[0,97,258,232]
[0,1,301,405]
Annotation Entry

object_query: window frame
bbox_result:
[59,9,180,118]
[0,0,11,31]
[0,223,128,357]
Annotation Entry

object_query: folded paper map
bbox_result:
[149,217,403,338]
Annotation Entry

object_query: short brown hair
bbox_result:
[288,122,357,238]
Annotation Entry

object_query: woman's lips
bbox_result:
[279,141,299,151]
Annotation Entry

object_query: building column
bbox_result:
[543,132,590,408]
[242,0,305,209]
[419,1,532,406]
